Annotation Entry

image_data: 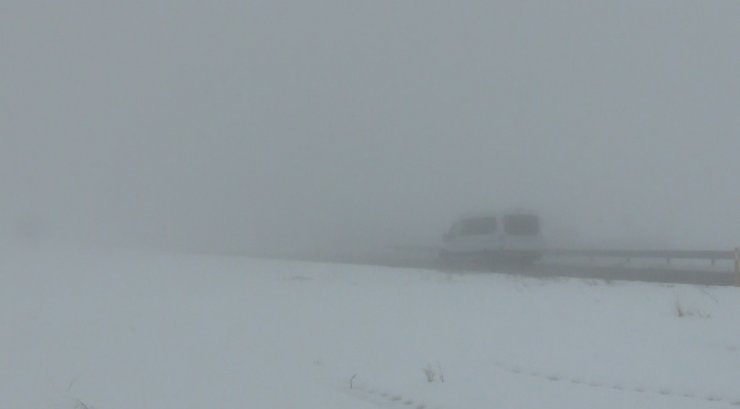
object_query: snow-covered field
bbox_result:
[2,247,740,409]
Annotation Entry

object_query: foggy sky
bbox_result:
[2,1,740,253]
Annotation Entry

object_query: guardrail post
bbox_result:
[735,247,740,287]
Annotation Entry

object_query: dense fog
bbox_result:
[2,1,740,255]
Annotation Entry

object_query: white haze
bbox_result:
[2,1,740,254]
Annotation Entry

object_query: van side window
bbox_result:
[458,217,497,236]
[504,214,540,235]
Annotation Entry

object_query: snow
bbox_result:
[2,247,740,409]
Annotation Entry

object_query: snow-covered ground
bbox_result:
[2,247,739,409]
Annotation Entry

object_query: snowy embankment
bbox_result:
[2,247,739,409]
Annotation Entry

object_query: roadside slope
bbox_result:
[1,247,739,408]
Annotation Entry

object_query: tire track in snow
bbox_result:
[341,368,740,409]
[342,381,440,409]
[493,361,740,407]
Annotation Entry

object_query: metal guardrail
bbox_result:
[389,245,740,286]
[542,248,740,287]
[543,248,735,263]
